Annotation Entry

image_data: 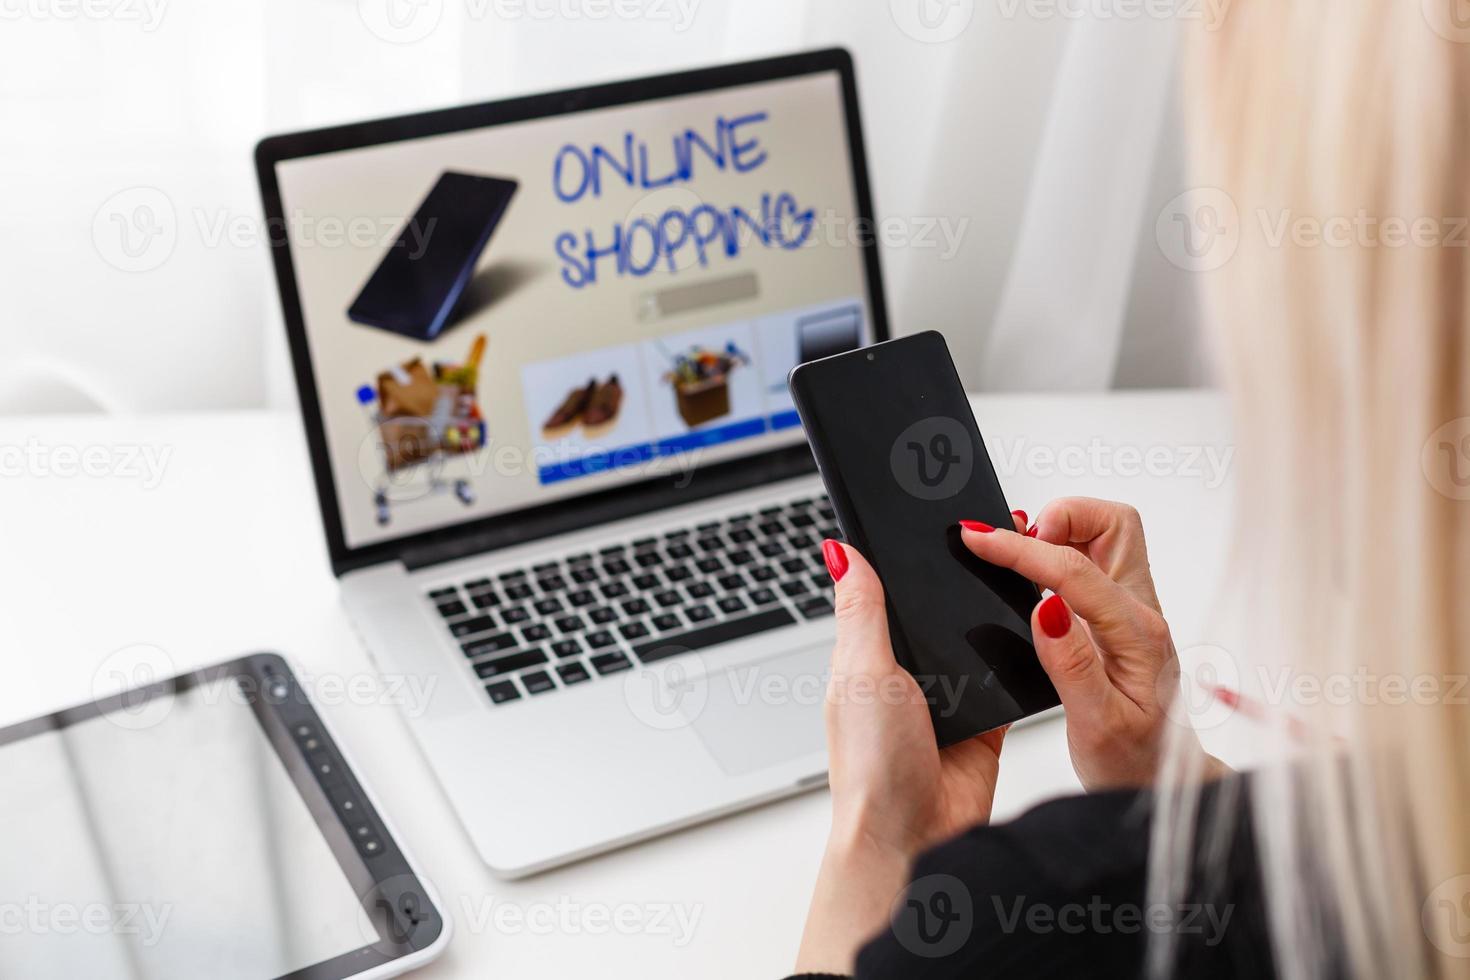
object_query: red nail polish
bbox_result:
[1038,594,1071,639]
[1207,685,1241,710]
[1011,510,1028,526]
[959,520,994,533]
[1025,524,1039,538]
[822,539,849,582]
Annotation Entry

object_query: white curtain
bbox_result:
[0,0,1207,414]
[981,12,1183,390]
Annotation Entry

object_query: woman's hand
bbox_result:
[819,538,1008,860]
[795,499,1227,973]
[795,527,1016,975]
[960,497,1226,791]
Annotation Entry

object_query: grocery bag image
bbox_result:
[355,333,489,525]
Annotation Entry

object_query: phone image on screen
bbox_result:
[788,330,1060,744]
[347,171,519,341]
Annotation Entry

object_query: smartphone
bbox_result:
[347,171,518,341]
[788,330,1060,744]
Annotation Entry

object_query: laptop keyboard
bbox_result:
[426,494,842,706]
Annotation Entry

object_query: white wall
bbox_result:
[0,2,269,412]
[0,0,1210,415]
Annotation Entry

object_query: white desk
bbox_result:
[1,390,1251,979]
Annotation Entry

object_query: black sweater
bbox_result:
[790,779,1288,979]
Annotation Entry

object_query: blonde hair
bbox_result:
[1151,3,1470,978]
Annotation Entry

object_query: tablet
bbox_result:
[0,654,450,980]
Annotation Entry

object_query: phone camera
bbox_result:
[866,352,875,362]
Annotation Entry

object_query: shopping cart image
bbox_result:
[355,333,488,526]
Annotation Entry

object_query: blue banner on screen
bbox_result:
[539,416,775,485]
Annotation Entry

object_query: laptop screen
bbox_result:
[273,67,875,551]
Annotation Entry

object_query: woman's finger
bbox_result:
[958,522,1144,640]
[1031,496,1139,545]
[1032,498,1161,611]
[822,540,897,677]
[940,724,1007,777]
[1031,593,1116,729]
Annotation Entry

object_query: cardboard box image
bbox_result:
[660,342,750,429]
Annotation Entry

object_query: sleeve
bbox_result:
[852,792,1153,979]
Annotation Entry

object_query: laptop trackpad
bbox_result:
[687,646,827,777]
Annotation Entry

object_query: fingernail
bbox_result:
[822,539,849,582]
[1025,524,1039,538]
[1038,594,1072,639]
[1011,510,1027,526]
[959,520,994,533]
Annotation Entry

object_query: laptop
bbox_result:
[256,48,888,878]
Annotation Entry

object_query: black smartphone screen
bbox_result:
[789,331,1059,744]
[347,171,518,341]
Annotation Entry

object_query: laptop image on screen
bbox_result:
[257,49,890,877]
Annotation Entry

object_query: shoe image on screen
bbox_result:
[581,374,624,437]
[541,378,597,439]
[347,171,518,341]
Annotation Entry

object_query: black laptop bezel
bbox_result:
[255,47,891,577]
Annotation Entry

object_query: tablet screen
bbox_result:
[0,662,424,980]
